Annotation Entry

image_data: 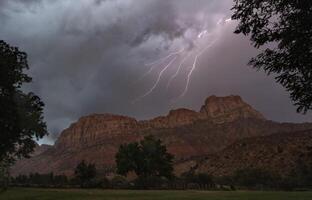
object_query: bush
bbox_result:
[110,175,129,189]
[11,173,69,188]
[74,160,97,188]
[232,168,280,190]
[181,172,215,190]
[134,176,169,189]
[99,177,110,189]
[0,162,9,191]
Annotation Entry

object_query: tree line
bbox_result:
[9,136,312,191]
[9,165,312,191]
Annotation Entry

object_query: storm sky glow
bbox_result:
[0,0,311,144]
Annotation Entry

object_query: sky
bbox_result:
[1,0,311,144]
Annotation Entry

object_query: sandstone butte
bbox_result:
[11,95,312,177]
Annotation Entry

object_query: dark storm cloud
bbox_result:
[0,0,311,144]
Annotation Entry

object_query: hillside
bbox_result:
[194,129,312,177]
[11,95,312,176]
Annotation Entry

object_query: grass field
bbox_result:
[1,188,312,200]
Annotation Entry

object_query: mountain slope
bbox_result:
[11,95,312,176]
[194,129,312,177]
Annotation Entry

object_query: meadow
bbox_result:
[1,188,312,200]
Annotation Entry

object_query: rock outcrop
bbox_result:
[11,95,312,177]
[55,114,140,151]
[54,95,265,152]
[200,95,265,123]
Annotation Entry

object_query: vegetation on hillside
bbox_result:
[9,139,312,191]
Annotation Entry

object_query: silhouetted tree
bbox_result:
[74,160,97,188]
[182,172,215,189]
[116,136,174,182]
[286,154,312,188]
[53,174,69,187]
[11,173,69,187]
[0,162,9,192]
[110,175,129,189]
[232,0,312,113]
[233,168,278,189]
[0,40,47,190]
[0,40,47,161]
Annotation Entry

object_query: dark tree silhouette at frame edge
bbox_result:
[232,0,312,113]
[0,40,47,189]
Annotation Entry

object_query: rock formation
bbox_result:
[11,95,312,177]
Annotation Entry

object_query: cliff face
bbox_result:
[200,95,265,123]
[55,114,140,151]
[55,95,265,150]
[11,95,312,176]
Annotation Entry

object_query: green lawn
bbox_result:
[1,188,312,200]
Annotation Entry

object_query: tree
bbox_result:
[181,172,215,189]
[0,162,9,192]
[110,175,129,189]
[233,168,278,189]
[116,136,174,180]
[232,0,312,113]
[0,40,47,163]
[0,40,47,190]
[286,153,312,188]
[74,160,97,188]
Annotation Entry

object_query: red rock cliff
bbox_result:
[11,95,312,176]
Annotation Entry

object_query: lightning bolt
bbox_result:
[133,18,229,102]
[133,56,178,103]
[178,40,216,98]
[217,17,232,25]
[225,18,232,23]
[139,48,184,80]
[166,52,191,89]
[145,48,184,66]
[198,30,207,39]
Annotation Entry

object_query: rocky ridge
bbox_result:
[11,95,312,177]
[55,95,265,150]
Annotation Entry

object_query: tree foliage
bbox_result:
[232,0,312,113]
[11,173,68,187]
[181,172,216,189]
[116,136,174,179]
[233,168,278,189]
[0,40,47,163]
[74,160,97,187]
[0,162,10,191]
